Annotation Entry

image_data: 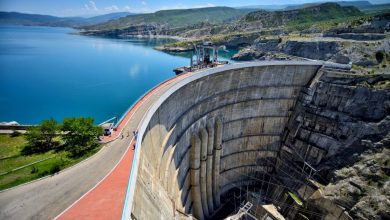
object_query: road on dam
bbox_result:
[0,70,195,220]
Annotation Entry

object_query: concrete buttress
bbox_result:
[206,120,215,214]
[213,117,223,208]
[200,128,210,218]
[190,134,204,220]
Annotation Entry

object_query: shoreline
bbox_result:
[75,29,190,41]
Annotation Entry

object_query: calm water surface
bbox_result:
[0,25,234,124]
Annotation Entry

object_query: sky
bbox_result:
[0,0,388,17]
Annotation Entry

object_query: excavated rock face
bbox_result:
[282,41,342,61]
[277,68,390,220]
[233,40,342,62]
[129,63,390,220]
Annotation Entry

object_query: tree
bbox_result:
[40,118,61,148]
[62,117,102,157]
[24,118,60,154]
[25,126,44,153]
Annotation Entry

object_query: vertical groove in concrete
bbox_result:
[190,134,204,220]
[206,120,215,214]
[213,117,223,208]
[199,128,210,218]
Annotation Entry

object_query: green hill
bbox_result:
[84,7,250,30]
[243,3,363,28]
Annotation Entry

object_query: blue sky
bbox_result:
[0,0,387,17]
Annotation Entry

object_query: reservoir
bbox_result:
[0,25,234,124]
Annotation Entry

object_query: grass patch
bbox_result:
[0,134,101,190]
[0,134,27,159]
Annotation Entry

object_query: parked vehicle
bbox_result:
[101,123,114,136]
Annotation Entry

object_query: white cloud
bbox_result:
[194,3,215,8]
[123,5,131,12]
[84,1,98,11]
[158,4,186,11]
[141,1,147,6]
[83,1,133,14]
[104,5,120,12]
[158,3,216,11]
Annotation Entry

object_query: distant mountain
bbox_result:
[84,7,251,31]
[236,4,292,11]
[84,12,134,24]
[284,1,372,10]
[336,0,372,8]
[242,2,363,27]
[0,11,134,27]
[238,1,373,11]
[359,3,390,13]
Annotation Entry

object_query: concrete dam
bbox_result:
[123,62,390,220]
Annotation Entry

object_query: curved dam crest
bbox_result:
[124,61,324,219]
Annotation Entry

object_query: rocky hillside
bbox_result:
[324,12,390,36]
[80,3,365,39]
[153,4,388,53]
[320,144,390,219]
[242,3,363,28]
[229,12,389,73]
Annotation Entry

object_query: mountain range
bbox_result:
[237,1,374,11]
[0,1,388,30]
[0,11,134,27]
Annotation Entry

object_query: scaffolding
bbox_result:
[215,137,331,220]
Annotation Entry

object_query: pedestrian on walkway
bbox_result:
[133,130,139,140]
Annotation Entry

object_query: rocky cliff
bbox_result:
[273,67,390,219]
[232,36,390,72]
[233,39,342,61]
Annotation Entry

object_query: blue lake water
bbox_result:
[0,25,235,124]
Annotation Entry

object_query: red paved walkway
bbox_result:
[56,138,135,220]
[56,72,192,220]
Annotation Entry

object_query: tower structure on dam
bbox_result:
[124,62,390,220]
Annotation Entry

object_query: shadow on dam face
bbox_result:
[129,62,324,219]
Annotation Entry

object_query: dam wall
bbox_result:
[126,62,323,219]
